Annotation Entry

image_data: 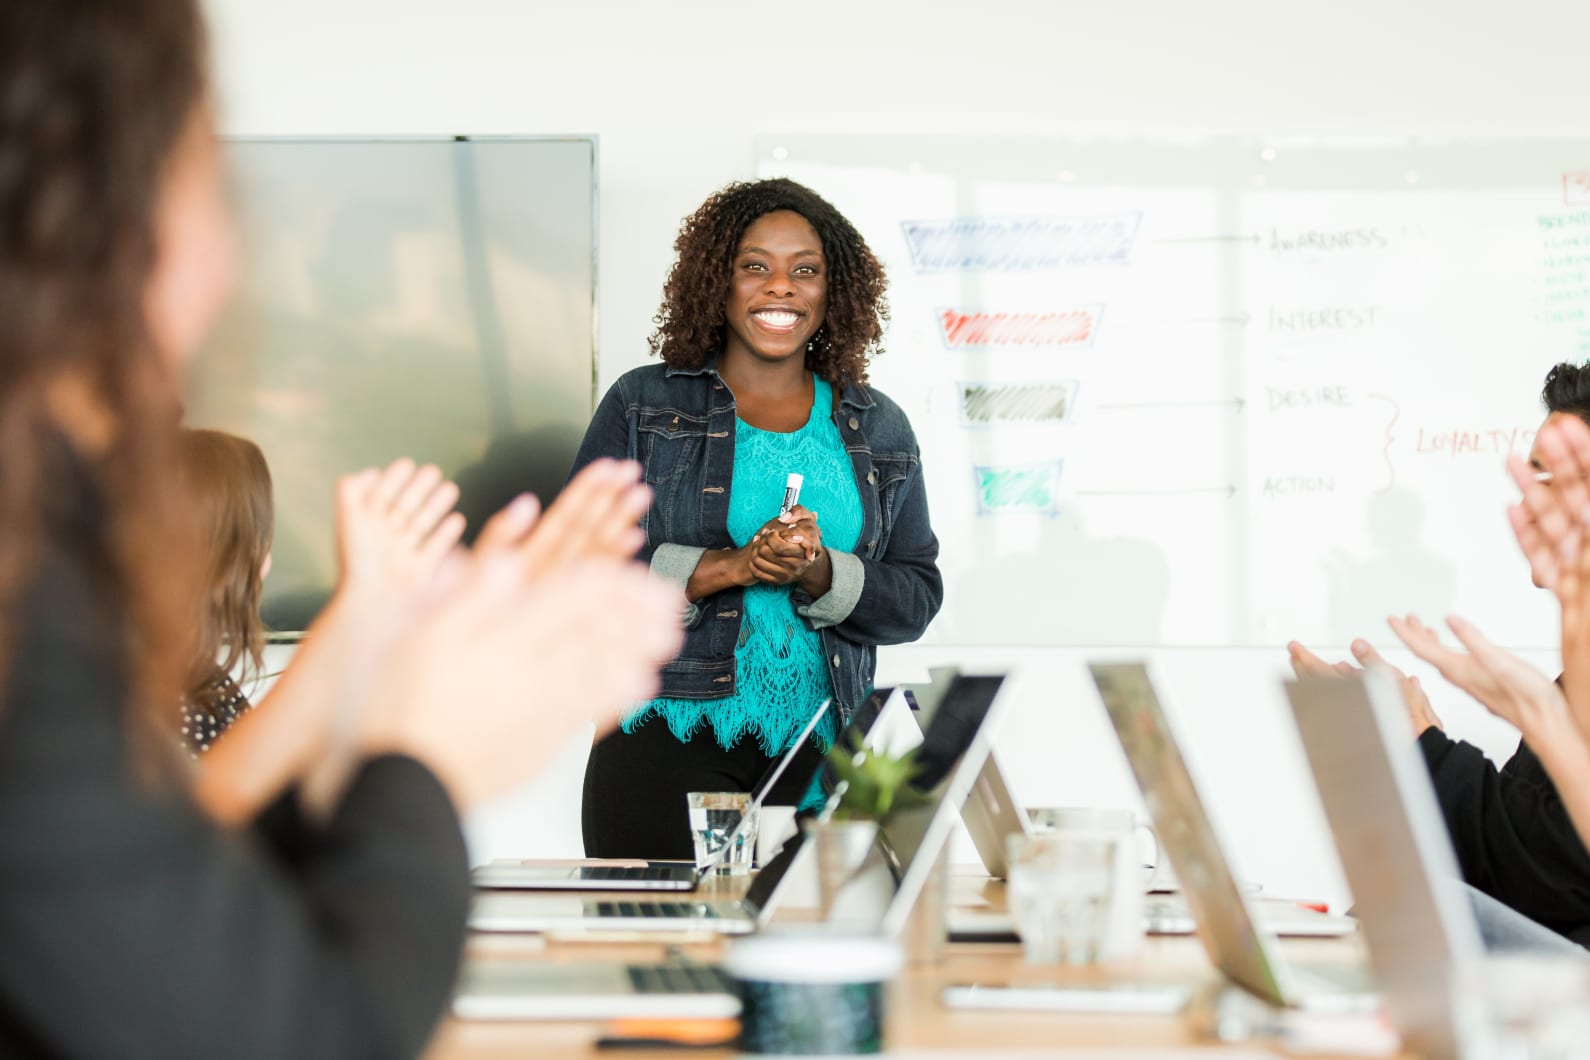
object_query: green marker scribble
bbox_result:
[976,464,1059,513]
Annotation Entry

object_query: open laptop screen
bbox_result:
[873,675,1008,934]
[814,686,898,804]
[1089,661,1290,1006]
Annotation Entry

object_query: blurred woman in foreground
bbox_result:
[0,1,680,1055]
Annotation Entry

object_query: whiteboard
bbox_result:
[758,136,1590,649]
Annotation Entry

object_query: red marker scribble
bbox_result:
[938,307,1101,350]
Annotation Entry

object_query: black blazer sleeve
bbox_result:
[1419,727,1590,937]
[0,553,471,1059]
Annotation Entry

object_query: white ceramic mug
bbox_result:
[1025,806,1159,959]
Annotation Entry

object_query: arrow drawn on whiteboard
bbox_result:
[1152,234,1263,246]
[1187,313,1252,327]
[1095,398,1246,413]
[1366,392,1401,494]
[1076,485,1237,499]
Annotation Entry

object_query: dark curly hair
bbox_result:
[0,0,208,728]
[1542,362,1590,424]
[649,178,889,387]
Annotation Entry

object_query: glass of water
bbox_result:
[687,791,757,875]
[1005,831,1120,964]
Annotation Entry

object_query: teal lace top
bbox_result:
[625,377,863,806]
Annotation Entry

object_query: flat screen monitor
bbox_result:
[186,136,597,631]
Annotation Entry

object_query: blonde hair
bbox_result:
[177,429,272,706]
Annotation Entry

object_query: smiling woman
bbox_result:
[571,179,945,859]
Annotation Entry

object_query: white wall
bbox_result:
[209,0,1587,903]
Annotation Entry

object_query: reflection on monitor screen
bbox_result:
[186,138,596,630]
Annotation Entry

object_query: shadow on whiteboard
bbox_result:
[952,509,1169,644]
[1325,489,1456,639]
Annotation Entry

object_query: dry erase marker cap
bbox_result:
[780,473,804,514]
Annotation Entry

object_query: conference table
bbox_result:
[426,870,1395,1059]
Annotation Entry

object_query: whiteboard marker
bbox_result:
[780,473,803,516]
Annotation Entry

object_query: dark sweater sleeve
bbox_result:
[1419,727,1590,935]
[0,558,471,1059]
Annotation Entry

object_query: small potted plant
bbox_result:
[807,731,924,914]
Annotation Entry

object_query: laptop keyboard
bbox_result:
[582,866,671,882]
[626,964,735,995]
[594,901,723,918]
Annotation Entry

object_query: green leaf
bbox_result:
[824,732,925,822]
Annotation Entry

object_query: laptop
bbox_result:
[468,688,907,935]
[452,958,741,1021]
[1087,662,1372,1009]
[454,674,1012,1020]
[470,700,833,893]
[1285,673,1498,1057]
[905,669,1033,879]
[469,861,700,893]
[821,673,1014,935]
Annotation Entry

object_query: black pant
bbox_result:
[582,716,826,859]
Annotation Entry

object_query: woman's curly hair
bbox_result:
[649,178,889,387]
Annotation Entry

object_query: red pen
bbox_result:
[1296,901,1329,914]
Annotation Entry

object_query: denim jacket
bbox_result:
[569,360,943,721]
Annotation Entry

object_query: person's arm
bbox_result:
[195,461,469,825]
[1400,614,1590,924]
[1288,637,1444,735]
[0,568,470,1059]
[792,455,943,645]
[1418,729,1590,928]
[194,590,392,825]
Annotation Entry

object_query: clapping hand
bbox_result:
[472,457,651,575]
[344,457,678,810]
[1286,638,1443,735]
[1504,414,1590,743]
[367,553,682,811]
[334,459,466,615]
[1506,414,1590,594]
[1393,612,1577,747]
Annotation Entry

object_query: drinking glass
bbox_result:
[1005,831,1120,964]
[687,791,757,875]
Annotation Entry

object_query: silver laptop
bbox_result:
[452,959,741,1022]
[468,688,909,935]
[470,860,701,893]
[823,673,1014,935]
[1285,673,1496,1057]
[1089,662,1372,1009]
[454,674,1012,1020]
[906,669,1033,879]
